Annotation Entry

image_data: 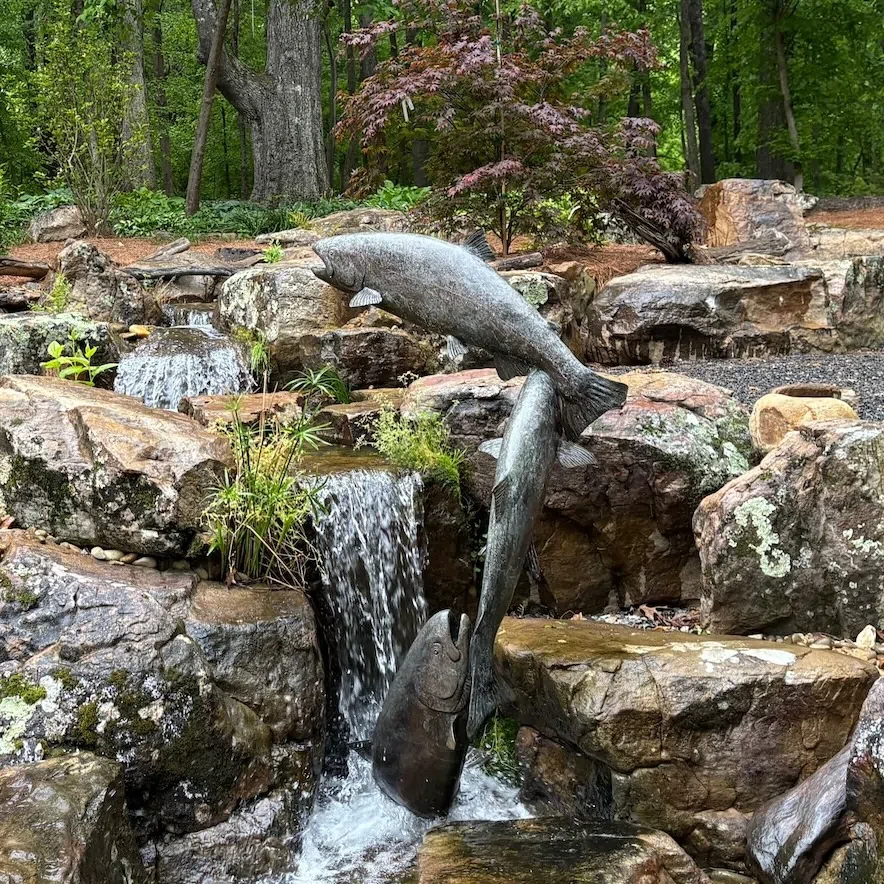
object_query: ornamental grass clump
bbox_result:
[204,407,325,589]
[372,405,464,496]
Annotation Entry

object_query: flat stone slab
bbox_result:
[495,617,876,868]
[179,391,304,428]
[418,818,710,884]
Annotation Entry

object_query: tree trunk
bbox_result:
[152,8,175,196]
[756,0,792,180]
[191,0,328,203]
[774,15,802,190]
[685,0,715,183]
[231,0,250,197]
[186,0,232,214]
[121,0,156,189]
[322,21,338,189]
[679,0,701,191]
[340,0,359,189]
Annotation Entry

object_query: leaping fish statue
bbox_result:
[467,369,596,739]
[372,609,472,818]
[311,232,627,440]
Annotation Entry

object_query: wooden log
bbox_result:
[140,238,191,263]
[0,288,40,311]
[493,252,544,272]
[0,257,51,280]
[123,264,236,280]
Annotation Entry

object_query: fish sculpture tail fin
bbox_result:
[560,369,628,441]
[467,637,500,742]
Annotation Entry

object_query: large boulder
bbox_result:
[586,264,830,364]
[695,419,884,637]
[418,818,711,884]
[495,618,876,869]
[55,240,148,326]
[698,179,811,253]
[0,312,119,377]
[0,375,232,556]
[0,532,324,877]
[218,263,351,380]
[808,226,884,260]
[816,257,884,350]
[27,205,86,243]
[0,753,147,883]
[309,207,408,237]
[468,371,752,609]
[749,391,858,454]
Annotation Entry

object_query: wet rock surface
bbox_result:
[418,818,711,884]
[0,312,119,376]
[495,617,876,868]
[469,371,751,609]
[0,375,232,556]
[0,531,324,876]
[0,752,147,883]
[695,419,884,637]
[180,390,304,428]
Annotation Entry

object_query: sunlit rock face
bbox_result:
[0,375,232,557]
[418,818,711,884]
[0,531,324,882]
[695,419,884,637]
[0,753,147,883]
[494,617,876,870]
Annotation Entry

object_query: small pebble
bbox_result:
[809,638,833,650]
[91,547,107,561]
[132,556,157,569]
[194,567,209,581]
[103,549,124,562]
[791,633,805,645]
[121,553,138,564]
[171,560,191,572]
[45,535,56,544]
[128,324,152,338]
[59,542,77,552]
[843,646,877,661]
[34,529,47,539]
[856,624,878,649]
[749,634,764,640]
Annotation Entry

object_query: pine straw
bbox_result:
[543,242,662,288]
[807,208,884,230]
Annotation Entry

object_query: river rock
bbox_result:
[749,392,858,454]
[695,419,884,637]
[180,390,304,428]
[812,824,879,884]
[0,375,232,556]
[400,369,524,452]
[698,179,811,253]
[0,312,119,377]
[418,818,711,884]
[495,618,876,868]
[315,389,404,446]
[294,327,435,388]
[55,240,149,326]
[27,205,87,242]
[469,371,752,609]
[0,752,147,883]
[219,263,351,380]
[0,531,324,873]
[586,264,830,364]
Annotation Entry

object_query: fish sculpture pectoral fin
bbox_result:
[494,353,532,381]
[478,438,503,459]
[446,335,468,360]
[557,440,597,468]
[350,287,384,307]
[463,230,496,263]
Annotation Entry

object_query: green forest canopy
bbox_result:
[0,0,883,218]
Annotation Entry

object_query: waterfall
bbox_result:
[312,469,427,740]
[281,467,529,884]
[160,302,217,328]
[114,327,253,411]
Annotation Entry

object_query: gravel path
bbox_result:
[610,350,884,420]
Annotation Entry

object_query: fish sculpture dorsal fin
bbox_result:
[350,287,383,308]
[463,230,496,263]
[493,353,531,381]
[478,438,503,459]
[557,440,597,468]
[490,474,511,517]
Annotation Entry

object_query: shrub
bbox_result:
[371,406,464,495]
[364,180,430,212]
[288,365,352,405]
[203,409,325,588]
[263,242,283,264]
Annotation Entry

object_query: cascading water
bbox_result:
[160,302,217,328]
[280,468,529,884]
[114,326,253,410]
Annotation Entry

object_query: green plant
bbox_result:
[203,408,325,588]
[232,327,269,376]
[371,406,464,495]
[32,272,72,314]
[288,365,352,405]
[263,242,283,264]
[365,180,431,212]
[40,332,117,386]
[477,713,521,784]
